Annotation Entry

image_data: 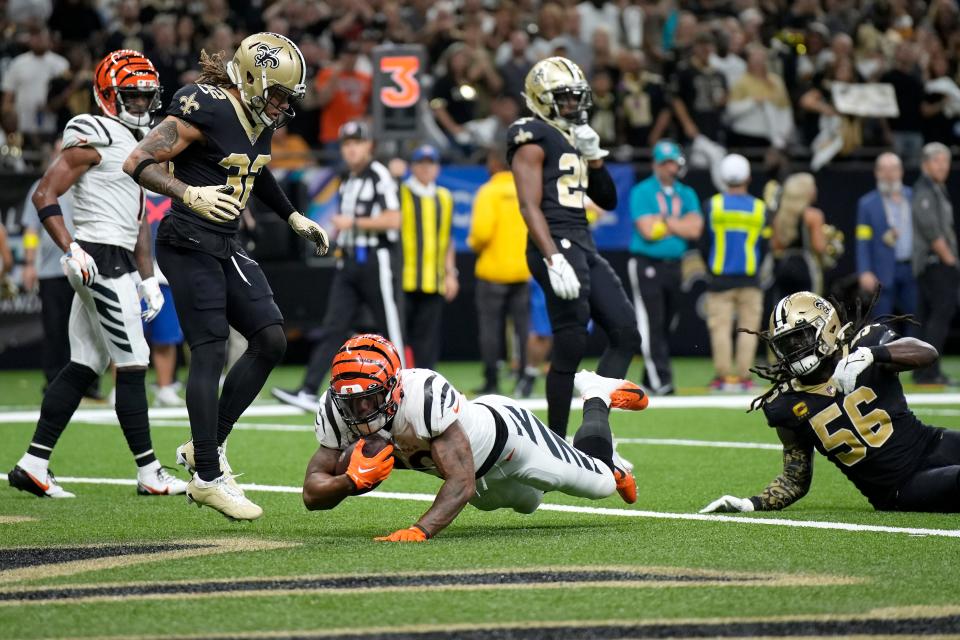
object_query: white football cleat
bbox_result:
[574,370,648,411]
[137,466,188,495]
[153,385,184,407]
[186,474,262,521]
[271,387,319,412]
[8,465,76,498]
[176,440,233,475]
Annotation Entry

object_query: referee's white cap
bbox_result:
[720,153,751,186]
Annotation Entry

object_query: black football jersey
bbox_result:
[762,324,942,506]
[166,83,273,235]
[506,117,590,235]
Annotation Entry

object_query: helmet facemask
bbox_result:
[114,85,161,128]
[549,84,593,128]
[770,323,822,377]
[332,377,401,437]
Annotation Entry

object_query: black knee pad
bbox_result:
[251,324,286,364]
[607,324,643,352]
[551,328,587,373]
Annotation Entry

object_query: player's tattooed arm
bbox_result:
[302,446,355,511]
[417,422,477,538]
[512,144,560,259]
[750,428,814,511]
[123,116,203,200]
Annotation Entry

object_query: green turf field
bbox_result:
[1,359,959,639]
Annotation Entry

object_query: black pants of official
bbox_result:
[405,291,444,370]
[888,429,960,512]
[627,255,681,395]
[302,249,406,393]
[475,279,529,389]
[528,234,642,436]
[914,263,959,383]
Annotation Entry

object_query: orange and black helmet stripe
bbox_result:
[331,334,401,390]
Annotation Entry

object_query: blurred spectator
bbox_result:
[770,172,828,298]
[921,52,960,147]
[431,43,489,150]
[400,145,457,370]
[496,30,533,103]
[577,0,622,47]
[175,14,199,60]
[795,22,831,84]
[619,50,672,148]
[589,69,617,147]
[588,26,619,82]
[881,43,925,166]
[315,41,371,152]
[145,14,191,110]
[671,31,728,144]
[46,44,94,133]
[47,0,102,47]
[0,221,12,299]
[856,152,916,321]
[628,141,703,396]
[529,3,565,62]
[465,93,520,150]
[205,24,235,58]
[703,154,766,392]
[424,1,461,64]
[800,57,865,160]
[270,127,313,171]
[710,22,747,88]
[467,146,530,395]
[726,45,792,163]
[1,26,68,155]
[104,0,148,54]
[911,142,958,385]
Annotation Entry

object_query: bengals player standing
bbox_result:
[508,57,643,439]
[123,33,330,521]
[702,292,960,513]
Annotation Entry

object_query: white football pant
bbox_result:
[67,271,149,373]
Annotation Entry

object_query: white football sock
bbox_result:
[18,453,49,479]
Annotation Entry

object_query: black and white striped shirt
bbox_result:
[338,160,400,250]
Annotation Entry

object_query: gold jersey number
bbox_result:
[218,153,271,208]
[557,152,588,209]
[808,386,893,466]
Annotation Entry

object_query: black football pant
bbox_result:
[405,291,444,370]
[913,263,959,383]
[528,237,641,437]
[302,249,406,394]
[890,429,960,512]
[627,255,681,395]
[475,279,529,390]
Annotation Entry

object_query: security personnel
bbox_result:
[273,120,406,410]
[400,144,457,369]
[703,154,766,392]
[628,140,703,395]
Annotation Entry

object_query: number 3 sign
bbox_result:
[372,45,425,141]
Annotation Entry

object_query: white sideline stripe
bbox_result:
[0,392,958,424]
[3,474,959,540]
[616,438,781,450]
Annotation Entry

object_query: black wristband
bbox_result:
[870,345,892,363]
[130,158,159,184]
[411,523,432,539]
[38,204,63,221]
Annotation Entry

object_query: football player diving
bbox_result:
[702,291,960,514]
[509,57,643,439]
[123,33,330,520]
[9,50,186,498]
[302,334,648,542]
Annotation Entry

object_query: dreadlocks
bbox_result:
[197,50,232,87]
[740,288,915,413]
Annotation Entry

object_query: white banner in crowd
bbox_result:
[831,82,900,118]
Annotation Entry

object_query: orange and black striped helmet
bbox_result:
[93,49,161,128]
[330,334,404,435]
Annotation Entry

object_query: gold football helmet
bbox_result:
[769,292,850,377]
[523,56,593,131]
[226,32,306,129]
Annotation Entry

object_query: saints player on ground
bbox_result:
[509,57,643,438]
[123,33,330,520]
[702,291,960,513]
[303,334,647,542]
[8,50,186,498]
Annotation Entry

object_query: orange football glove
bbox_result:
[345,438,395,491]
[374,525,430,542]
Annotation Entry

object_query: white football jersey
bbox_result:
[315,368,498,476]
[61,114,144,251]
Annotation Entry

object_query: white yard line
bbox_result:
[615,438,781,450]
[2,474,958,540]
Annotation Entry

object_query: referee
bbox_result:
[273,121,406,410]
[400,144,458,369]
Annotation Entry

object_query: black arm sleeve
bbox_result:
[586,165,617,211]
[252,167,296,220]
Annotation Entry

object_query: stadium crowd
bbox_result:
[3,0,960,168]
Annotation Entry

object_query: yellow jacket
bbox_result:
[467,171,530,283]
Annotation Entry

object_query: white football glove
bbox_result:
[138,276,164,322]
[544,253,581,300]
[288,211,330,256]
[699,495,755,513]
[571,124,609,161]
[182,185,242,223]
[832,346,874,394]
[60,241,98,287]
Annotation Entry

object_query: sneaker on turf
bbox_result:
[708,377,726,392]
[137,466,188,495]
[271,387,319,411]
[613,466,638,504]
[153,385,184,407]
[186,474,262,521]
[515,373,536,399]
[574,370,649,411]
[8,465,76,498]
